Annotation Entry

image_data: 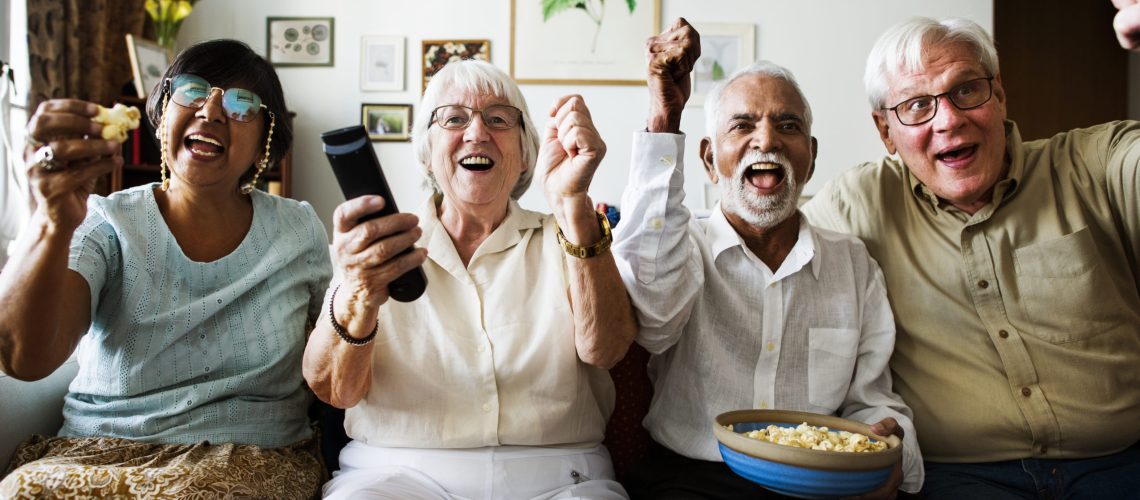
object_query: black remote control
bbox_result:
[321,125,427,302]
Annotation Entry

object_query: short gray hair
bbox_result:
[411,60,540,199]
[703,60,813,140]
[864,17,999,109]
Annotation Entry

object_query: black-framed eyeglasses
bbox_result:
[430,104,523,131]
[882,76,994,126]
[164,74,269,123]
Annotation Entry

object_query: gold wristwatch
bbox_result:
[556,211,613,259]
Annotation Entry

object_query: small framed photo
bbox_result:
[689,22,755,107]
[362,103,412,142]
[267,17,335,67]
[125,34,171,99]
[421,39,490,92]
[361,36,405,91]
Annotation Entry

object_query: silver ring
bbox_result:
[33,145,60,171]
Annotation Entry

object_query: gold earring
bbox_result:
[159,92,171,191]
[242,111,276,195]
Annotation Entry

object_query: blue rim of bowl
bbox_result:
[713,409,902,471]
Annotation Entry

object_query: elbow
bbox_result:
[580,344,629,370]
[0,342,57,382]
[578,321,638,370]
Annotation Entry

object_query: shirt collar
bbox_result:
[907,120,1024,212]
[708,204,820,282]
[417,196,542,276]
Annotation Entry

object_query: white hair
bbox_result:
[864,17,999,109]
[411,60,540,199]
[703,60,814,140]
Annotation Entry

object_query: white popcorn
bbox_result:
[730,422,888,453]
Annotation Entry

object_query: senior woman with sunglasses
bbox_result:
[0,39,331,498]
[305,60,637,499]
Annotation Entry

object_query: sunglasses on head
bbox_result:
[165,74,269,123]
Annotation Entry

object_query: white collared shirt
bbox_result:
[344,197,615,449]
[612,132,923,491]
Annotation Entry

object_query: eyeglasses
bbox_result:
[430,104,523,131]
[882,76,994,126]
[165,74,269,123]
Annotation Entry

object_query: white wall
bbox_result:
[177,0,992,232]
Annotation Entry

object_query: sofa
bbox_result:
[1,346,654,481]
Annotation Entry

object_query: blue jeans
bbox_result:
[922,442,1140,500]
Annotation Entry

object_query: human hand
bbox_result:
[539,95,606,206]
[330,196,426,322]
[24,99,123,233]
[645,17,701,133]
[840,417,905,500]
[1114,0,1140,50]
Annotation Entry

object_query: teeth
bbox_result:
[188,134,223,147]
[460,156,491,166]
[749,162,781,171]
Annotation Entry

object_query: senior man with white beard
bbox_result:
[611,19,922,499]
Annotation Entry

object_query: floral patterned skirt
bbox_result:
[0,434,324,499]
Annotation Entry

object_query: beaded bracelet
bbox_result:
[328,284,378,346]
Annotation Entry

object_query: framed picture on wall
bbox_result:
[421,39,490,92]
[689,22,755,107]
[510,0,660,85]
[267,17,335,67]
[361,36,405,91]
[362,103,412,142]
[125,34,170,99]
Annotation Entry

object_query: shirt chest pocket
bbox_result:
[1013,227,1128,343]
[807,328,859,411]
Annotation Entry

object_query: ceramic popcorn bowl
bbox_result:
[713,409,902,499]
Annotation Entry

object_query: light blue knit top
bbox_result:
[60,184,332,448]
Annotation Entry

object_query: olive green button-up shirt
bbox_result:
[802,121,1140,463]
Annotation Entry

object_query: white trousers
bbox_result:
[322,441,629,500]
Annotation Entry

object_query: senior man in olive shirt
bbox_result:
[802,8,1140,499]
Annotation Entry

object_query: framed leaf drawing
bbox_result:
[689,22,755,107]
[267,17,335,67]
[421,40,491,92]
[511,0,660,85]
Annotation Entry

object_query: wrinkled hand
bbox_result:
[646,17,701,133]
[841,418,905,500]
[331,196,426,319]
[1114,0,1140,50]
[24,99,122,232]
[539,95,606,205]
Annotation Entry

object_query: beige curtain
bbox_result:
[26,0,147,111]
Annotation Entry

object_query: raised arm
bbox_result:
[302,196,427,408]
[540,95,637,369]
[0,99,121,380]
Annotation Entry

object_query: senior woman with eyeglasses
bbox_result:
[304,60,637,499]
[0,39,331,498]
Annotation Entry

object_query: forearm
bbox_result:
[302,283,380,408]
[0,214,86,380]
[567,253,637,369]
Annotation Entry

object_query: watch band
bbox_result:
[556,211,613,259]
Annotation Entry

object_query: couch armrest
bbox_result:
[0,357,78,472]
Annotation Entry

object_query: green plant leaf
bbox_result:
[625,0,636,13]
[711,60,725,81]
[542,0,589,22]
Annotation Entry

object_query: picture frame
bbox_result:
[267,17,335,67]
[125,34,171,99]
[362,103,412,142]
[510,0,660,85]
[421,39,490,92]
[689,22,755,107]
[361,36,405,91]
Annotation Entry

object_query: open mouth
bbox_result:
[459,155,494,172]
[935,145,977,165]
[743,162,786,190]
[185,134,225,158]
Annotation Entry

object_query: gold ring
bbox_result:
[33,145,60,171]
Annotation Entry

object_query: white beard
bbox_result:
[717,150,802,229]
